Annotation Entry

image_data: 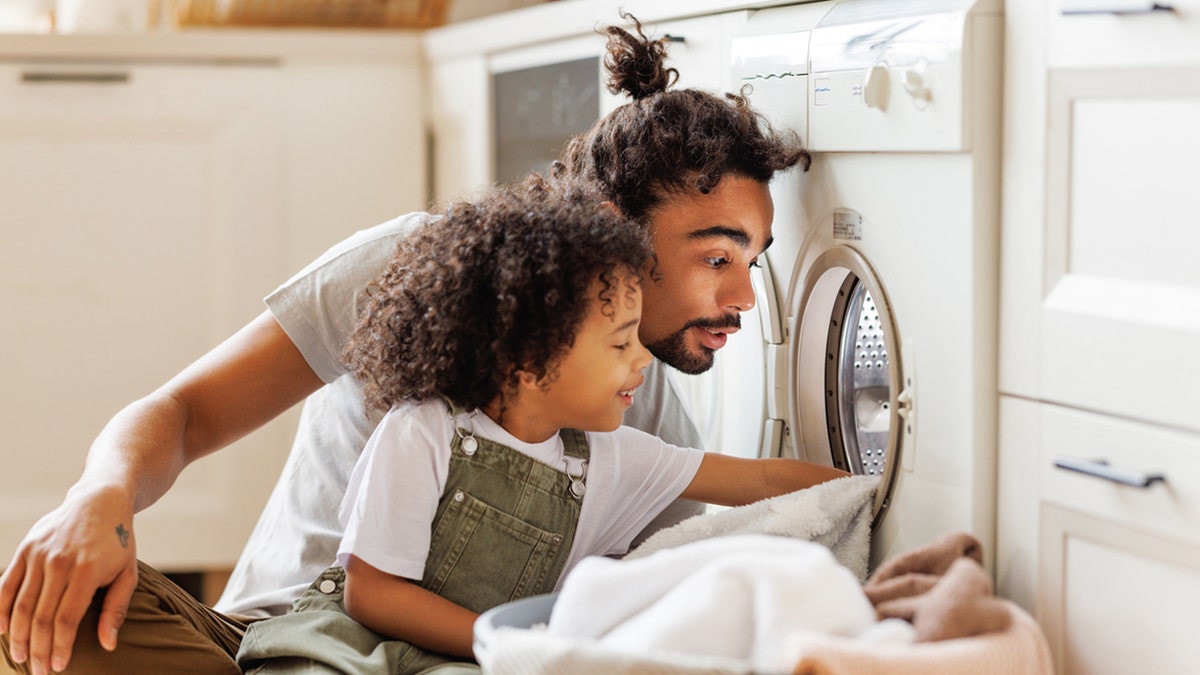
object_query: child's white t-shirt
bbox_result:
[336,398,705,588]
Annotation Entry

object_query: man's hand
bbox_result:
[0,485,139,674]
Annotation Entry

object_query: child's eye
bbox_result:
[703,257,731,269]
[615,342,630,351]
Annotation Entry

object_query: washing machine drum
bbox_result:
[789,244,908,530]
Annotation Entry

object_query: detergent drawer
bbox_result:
[1035,401,1200,675]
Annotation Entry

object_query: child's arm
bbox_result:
[681,454,851,507]
[343,554,477,658]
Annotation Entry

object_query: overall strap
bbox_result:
[558,428,589,460]
[440,395,469,418]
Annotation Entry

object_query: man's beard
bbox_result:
[645,315,741,375]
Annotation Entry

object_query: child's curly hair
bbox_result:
[554,11,810,224]
[344,176,652,414]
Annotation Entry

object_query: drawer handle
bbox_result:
[1061,1,1173,14]
[21,71,131,84]
[1054,456,1165,488]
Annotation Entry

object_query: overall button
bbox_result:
[319,579,337,594]
[454,491,465,502]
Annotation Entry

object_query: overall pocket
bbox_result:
[425,489,563,612]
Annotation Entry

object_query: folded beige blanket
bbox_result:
[863,531,1010,643]
[787,604,1052,675]
[782,531,1053,674]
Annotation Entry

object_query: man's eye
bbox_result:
[749,258,762,269]
[704,257,731,268]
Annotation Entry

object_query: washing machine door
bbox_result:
[785,221,910,529]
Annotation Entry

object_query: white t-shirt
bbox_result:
[215,214,705,618]
[337,400,705,588]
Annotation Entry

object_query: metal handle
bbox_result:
[662,34,685,43]
[21,71,131,84]
[1054,456,1165,488]
[1061,1,1173,14]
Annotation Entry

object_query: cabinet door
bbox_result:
[0,62,292,570]
[488,34,605,188]
[1022,5,1200,433]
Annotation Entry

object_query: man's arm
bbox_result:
[344,555,477,658]
[681,454,851,508]
[0,310,324,675]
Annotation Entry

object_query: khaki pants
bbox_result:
[1,562,249,675]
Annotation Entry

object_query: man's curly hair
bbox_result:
[554,11,810,224]
[344,176,652,414]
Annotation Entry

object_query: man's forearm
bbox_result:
[77,392,192,513]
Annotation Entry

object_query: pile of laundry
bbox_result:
[476,477,1053,675]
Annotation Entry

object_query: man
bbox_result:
[0,14,807,674]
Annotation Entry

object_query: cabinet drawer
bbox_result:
[1036,404,1200,674]
[1050,0,1200,70]
[1039,403,1200,547]
[1039,504,1200,675]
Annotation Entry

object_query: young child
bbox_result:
[235,177,848,674]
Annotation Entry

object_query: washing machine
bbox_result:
[702,0,1004,569]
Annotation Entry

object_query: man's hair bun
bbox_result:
[602,12,678,100]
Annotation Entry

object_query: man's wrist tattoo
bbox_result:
[115,523,130,548]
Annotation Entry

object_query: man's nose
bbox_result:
[723,268,757,313]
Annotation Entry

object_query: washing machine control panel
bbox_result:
[807,0,999,152]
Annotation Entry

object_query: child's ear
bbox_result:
[600,200,622,217]
[516,367,558,392]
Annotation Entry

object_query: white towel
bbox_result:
[626,475,879,581]
[543,535,914,673]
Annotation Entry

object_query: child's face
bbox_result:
[540,270,653,432]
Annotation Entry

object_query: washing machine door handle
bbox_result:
[893,359,917,474]
[895,386,914,418]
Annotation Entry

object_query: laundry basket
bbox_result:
[473,593,557,665]
[177,0,450,28]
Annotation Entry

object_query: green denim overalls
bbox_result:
[237,402,589,674]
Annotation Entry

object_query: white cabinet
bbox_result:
[0,32,425,571]
[1000,0,1200,426]
[427,53,490,207]
[998,1,1200,670]
[1000,400,1200,675]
